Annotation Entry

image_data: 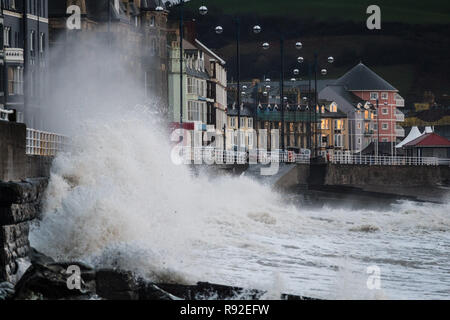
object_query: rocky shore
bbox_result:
[0,248,313,300]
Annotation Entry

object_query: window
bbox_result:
[382,123,388,130]
[187,101,201,121]
[39,32,45,53]
[187,77,194,94]
[334,119,344,130]
[10,0,16,10]
[30,31,35,54]
[357,137,361,144]
[16,112,24,124]
[357,122,361,129]
[230,117,236,128]
[364,110,369,119]
[334,134,343,147]
[240,117,245,128]
[150,16,155,27]
[4,27,11,47]
[248,131,254,148]
[8,66,23,95]
[381,92,388,100]
[370,92,379,100]
[382,108,388,115]
[248,118,253,128]
[382,138,388,142]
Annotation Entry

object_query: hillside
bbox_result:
[170,0,450,108]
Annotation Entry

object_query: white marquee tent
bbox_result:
[396,126,423,149]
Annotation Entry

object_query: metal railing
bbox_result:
[178,147,310,165]
[330,153,441,166]
[26,128,69,156]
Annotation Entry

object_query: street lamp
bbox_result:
[199,5,208,15]
[215,22,263,130]
[297,54,334,158]
[262,38,306,151]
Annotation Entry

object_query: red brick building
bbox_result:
[334,63,405,144]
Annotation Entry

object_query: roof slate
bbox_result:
[335,62,397,91]
[403,132,450,147]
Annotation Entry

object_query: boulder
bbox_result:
[95,269,140,300]
[0,282,15,300]
[14,250,95,300]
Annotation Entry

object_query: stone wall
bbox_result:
[0,121,53,182]
[323,164,450,186]
[0,178,48,283]
[0,122,28,182]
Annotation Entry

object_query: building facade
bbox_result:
[1,0,49,128]
[317,100,349,157]
[320,63,400,154]
[168,38,208,130]
[48,0,169,108]
[194,39,227,133]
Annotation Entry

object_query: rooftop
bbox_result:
[335,62,397,92]
[403,132,450,148]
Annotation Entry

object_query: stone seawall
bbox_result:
[0,178,48,283]
[322,164,450,186]
[0,121,53,182]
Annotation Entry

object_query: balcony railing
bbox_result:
[5,48,24,63]
[395,126,405,137]
[395,110,405,122]
[395,99,405,107]
[331,153,441,166]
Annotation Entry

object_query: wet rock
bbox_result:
[0,178,48,206]
[0,281,15,300]
[138,282,182,300]
[0,222,31,283]
[95,269,140,300]
[14,250,95,300]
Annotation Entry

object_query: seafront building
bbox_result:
[48,0,169,107]
[1,0,49,129]
[167,32,228,146]
[320,62,404,155]
[317,100,350,157]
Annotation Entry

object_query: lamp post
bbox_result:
[215,22,262,131]
[261,40,302,151]
[297,54,334,158]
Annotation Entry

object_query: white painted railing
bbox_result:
[330,153,441,166]
[0,108,14,121]
[26,128,69,156]
[178,147,310,164]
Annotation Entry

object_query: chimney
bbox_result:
[184,20,197,43]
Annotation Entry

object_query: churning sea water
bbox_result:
[29,108,450,300]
